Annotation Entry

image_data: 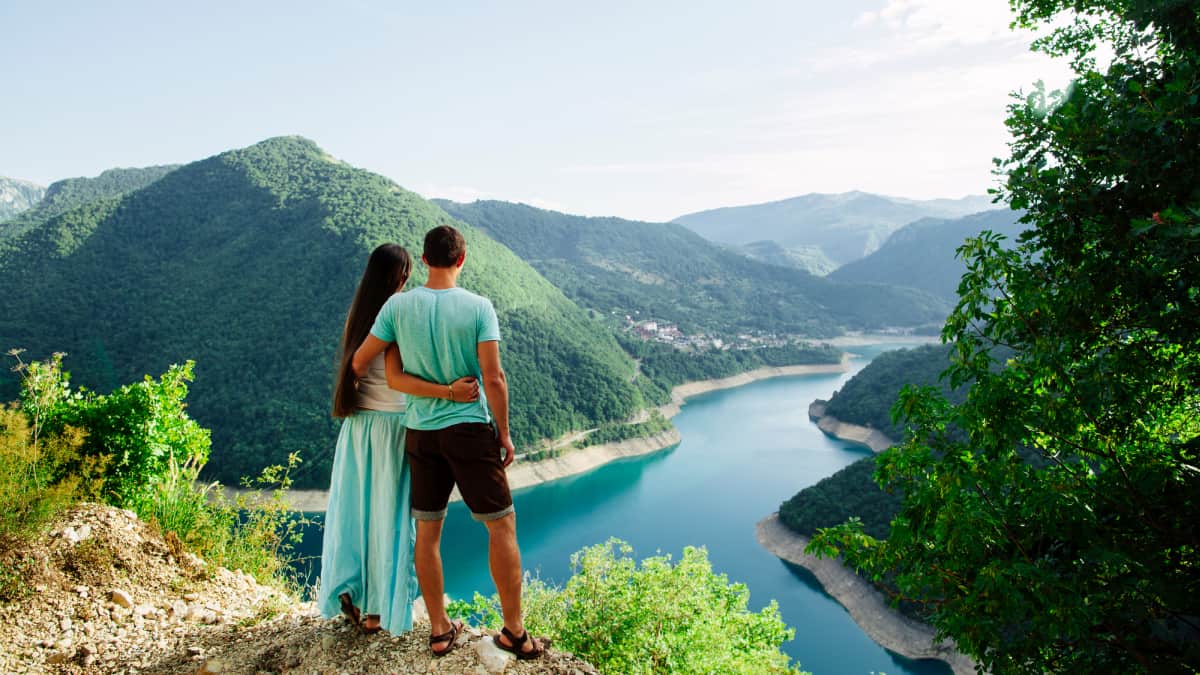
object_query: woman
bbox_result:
[319,243,478,635]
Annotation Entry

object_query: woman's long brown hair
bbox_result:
[332,243,412,417]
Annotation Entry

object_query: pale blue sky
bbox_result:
[1,1,1068,221]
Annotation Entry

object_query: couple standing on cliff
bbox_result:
[317,225,545,660]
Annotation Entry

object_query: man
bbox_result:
[353,225,544,659]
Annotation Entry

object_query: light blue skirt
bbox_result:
[317,411,418,635]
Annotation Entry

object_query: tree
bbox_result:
[811,2,1200,673]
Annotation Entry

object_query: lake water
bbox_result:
[298,344,950,674]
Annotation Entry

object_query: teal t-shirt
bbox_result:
[369,286,501,431]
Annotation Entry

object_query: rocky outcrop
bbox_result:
[808,399,896,453]
[0,177,45,222]
[756,513,977,675]
[0,504,596,674]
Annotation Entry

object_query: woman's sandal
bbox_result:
[338,592,361,627]
[361,615,382,635]
[494,626,546,660]
[340,593,383,635]
[430,619,464,657]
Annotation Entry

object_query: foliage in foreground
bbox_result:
[450,539,804,675]
[811,1,1200,672]
[0,405,85,552]
[16,352,211,509]
[0,351,307,593]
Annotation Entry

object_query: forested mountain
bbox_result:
[829,209,1026,302]
[0,177,45,223]
[779,345,958,540]
[734,240,838,276]
[822,344,960,437]
[673,191,993,266]
[0,137,650,487]
[0,166,179,242]
[437,199,949,336]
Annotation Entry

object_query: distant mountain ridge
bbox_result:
[0,166,179,243]
[0,177,46,224]
[674,191,995,266]
[829,209,1026,303]
[437,199,950,337]
[734,240,838,276]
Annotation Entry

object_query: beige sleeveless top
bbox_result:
[357,352,406,413]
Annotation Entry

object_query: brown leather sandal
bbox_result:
[430,619,464,657]
[338,592,361,627]
[494,626,546,660]
[362,615,382,635]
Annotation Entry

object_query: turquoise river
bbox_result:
[299,344,950,674]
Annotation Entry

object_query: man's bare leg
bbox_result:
[415,518,455,651]
[485,513,542,654]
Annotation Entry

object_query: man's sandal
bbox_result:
[494,626,546,660]
[430,619,464,657]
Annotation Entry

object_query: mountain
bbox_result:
[779,344,958,541]
[436,199,951,337]
[734,240,838,276]
[0,177,46,223]
[673,191,995,266]
[0,137,645,487]
[0,166,179,242]
[828,209,1026,303]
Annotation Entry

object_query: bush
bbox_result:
[141,450,312,590]
[19,352,210,509]
[5,350,307,594]
[0,405,85,551]
[451,539,805,674]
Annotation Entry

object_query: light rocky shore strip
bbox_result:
[807,399,896,453]
[270,358,852,512]
[756,513,978,675]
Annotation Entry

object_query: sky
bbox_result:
[1,1,1072,222]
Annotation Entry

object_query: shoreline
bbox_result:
[755,513,977,675]
[259,357,852,512]
[807,400,896,453]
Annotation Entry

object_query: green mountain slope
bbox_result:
[828,209,1025,302]
[0,177,46,224]
[674,191,994,266]
[780,344,957,541]
[437,199,950,337]
[0,137,642,487]
[0,166,179,242]
[734,240,838,276]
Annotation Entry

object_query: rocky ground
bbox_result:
[0,504,598,674]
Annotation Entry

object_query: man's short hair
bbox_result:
[423,225,467,268]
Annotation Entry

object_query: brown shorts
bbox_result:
[405,422,514,522]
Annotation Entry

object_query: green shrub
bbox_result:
[0,351,102,551]
[20,353,210,509]
[139,448,311,592]
[451,539,805,674]
[7,350,307,594]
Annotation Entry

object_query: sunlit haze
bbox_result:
[1,0,1071,221]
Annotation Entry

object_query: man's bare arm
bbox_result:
[383,344,478,401]
[477,339,514,467]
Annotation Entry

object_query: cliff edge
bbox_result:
[0,504,595,674]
